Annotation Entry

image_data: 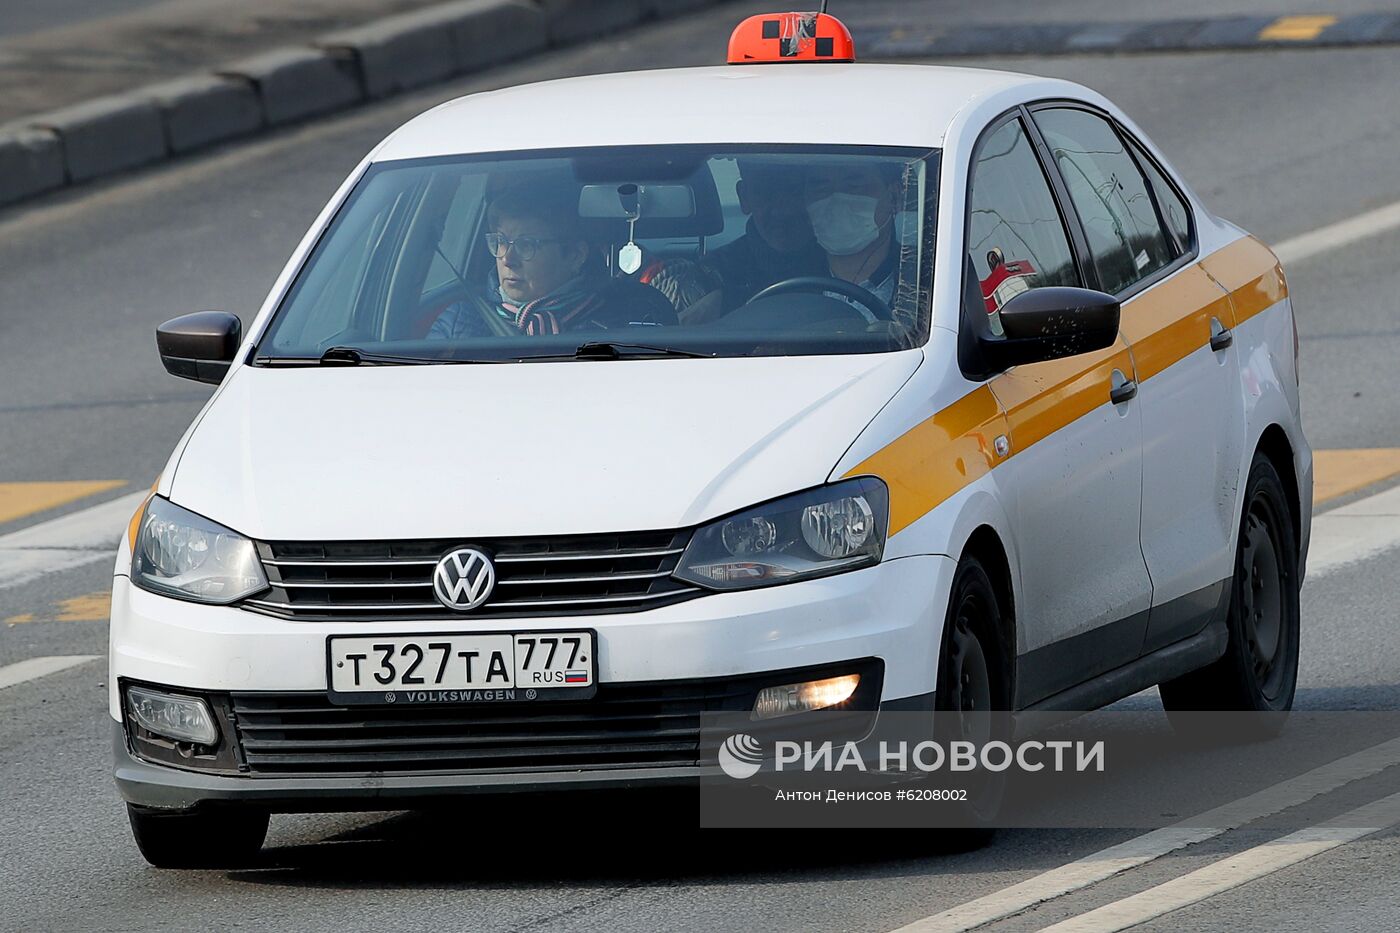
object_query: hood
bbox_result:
[169,352,921,540]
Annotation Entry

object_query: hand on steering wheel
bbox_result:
[746,275,894,321]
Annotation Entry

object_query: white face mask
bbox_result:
[806,192,884,256]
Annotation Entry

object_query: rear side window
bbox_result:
[966,118,1080,335]
[1125,135,1192,254]
[1033,107,1173,295]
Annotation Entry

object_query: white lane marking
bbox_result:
[1306,481,1400,578]
[1040,790,1400,932]
[0,490,146,591]
[885,735,1400,932]
[1272,197,1400,265]
[0,655,100,690]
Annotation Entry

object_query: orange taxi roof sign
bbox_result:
[727,12,856,64]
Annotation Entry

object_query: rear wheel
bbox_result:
[932,556,1012,848]
[1160,454,1300,729]
[127,804,268,869]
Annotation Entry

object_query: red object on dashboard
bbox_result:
[981,258,1038,313]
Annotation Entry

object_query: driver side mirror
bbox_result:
[979,286,1120,371]
[156,311,242,384]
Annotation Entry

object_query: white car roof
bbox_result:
[373,64,1079,161]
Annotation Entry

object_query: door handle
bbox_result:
[1109,368,1137,405]
[1210,317,1234,352]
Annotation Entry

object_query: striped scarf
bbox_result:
[499,275,607,336]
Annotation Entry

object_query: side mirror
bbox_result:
[156,311,242,384]
[979,286,1120,370]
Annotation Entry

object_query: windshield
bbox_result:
[257,145,939,362]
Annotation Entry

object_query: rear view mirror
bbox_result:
[980,287,1120,370]
[579,183,695,219]
[156,311,242,385]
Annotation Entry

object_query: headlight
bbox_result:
[674,478,888,590]
[130,497,267,604]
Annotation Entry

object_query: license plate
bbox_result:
[327,630,596,705]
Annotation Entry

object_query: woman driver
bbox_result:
[429,184,676,338]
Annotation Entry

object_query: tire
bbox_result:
[1159,454,1300,732]
[127,804,268,869]
[931,556,1013,848]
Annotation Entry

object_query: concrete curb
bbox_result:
[217,47,365,127]
[0,127,65,205]
[29,95,167,184]
[316,0,548,100]
[145,74,265,154]
[0,0,725,210]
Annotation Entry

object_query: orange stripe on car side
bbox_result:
[846,235,1288,536]
[988,337,1132,452]
[1117,263,1235,381]
[845,385,1006,536]
[1199,235,1288,323]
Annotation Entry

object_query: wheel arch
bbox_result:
[957,523,1018,706]
[1255,423,1301,548]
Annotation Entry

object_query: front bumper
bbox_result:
[111,555,953,811]
[112,719,702,810]
[114,692,935,811]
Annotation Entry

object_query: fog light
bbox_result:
[753,674,861,720]
[127,685,219,745]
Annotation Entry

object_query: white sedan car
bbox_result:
[110,12,1310,866]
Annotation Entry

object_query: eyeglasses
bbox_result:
[484,233,562,261]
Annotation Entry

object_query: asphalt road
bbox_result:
[0,0,163,37]
[3,1,1400,930]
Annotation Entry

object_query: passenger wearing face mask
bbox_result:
[804,162,903,317]
[654,158,826,324]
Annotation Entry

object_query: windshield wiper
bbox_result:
[569,341,715,360]
[316,346,437,365]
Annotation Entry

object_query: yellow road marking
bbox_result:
[0,481,126,525]
[1314,448,1400,504]
[1258,15,1336,41]
[54,592,112,622]
[5,591,110,626]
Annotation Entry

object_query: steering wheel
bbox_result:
[745,275,894,321]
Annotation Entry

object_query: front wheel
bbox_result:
[932,556,1012,848]
[1160,454,1300,727]
[127,804,268,869]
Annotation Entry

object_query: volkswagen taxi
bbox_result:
[111,11,1311,866]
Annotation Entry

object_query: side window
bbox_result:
[967,117,1080,335]
[421,174,488,297]
[1033,107,1173,295]
[1125,135,1192,254]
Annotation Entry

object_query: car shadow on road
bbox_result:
[226,684,1400,889]
[227,788,1094,890]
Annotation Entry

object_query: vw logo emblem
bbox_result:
[433,547,496,611]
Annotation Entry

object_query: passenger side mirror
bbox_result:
[979,287,1120,370]
[156,311,242,384]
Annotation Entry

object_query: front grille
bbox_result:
[242,530,703,620]
[230,678,761,775]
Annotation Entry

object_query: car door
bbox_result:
[1030,105,1245,653]
[964,114,1153,708]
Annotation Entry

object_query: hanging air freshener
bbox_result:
[617,183,643,275]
